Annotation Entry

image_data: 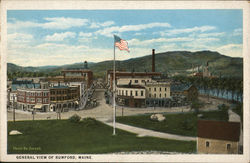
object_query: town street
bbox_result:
[7,89,230,122]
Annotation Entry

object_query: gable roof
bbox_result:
[171,83,190,91]
[197,120,240,141]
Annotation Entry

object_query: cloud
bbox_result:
[128,37,191,47]
[8,20,40,30]
[8,17,115,31]
[232,28,242,36]
[8,17,89,30]
[43,17,89,29]
[8,33,33,43]
[45,32,76,41]
[7,42,111,66]
[95,22,171,37]
[216,44,242,57]
[89,21,115,28]
[160,26,216,36]
[79,32,92,37]
[198,32,225,38]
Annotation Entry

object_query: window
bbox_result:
[154,88,156,91]
[149,94,151,98]
[26,97,29,102]
[30,98,35,102]
[149,88,151,91]
[135,91,138,96]
[165,88,167,91]
[154,94,156,98]
[227,144,231,150]
[159,94,161,98]
[126,90,128,96]
[206,141,210,147]
[130,91,133,96]
[43,98,48,103]
[142,80,145,83]
[160,87,162,91]
[119,90,121,95]
[37,98,42,103]
[135,80,138,83]
[141,91,144,96]
[165,93,166,98]
[122,90,124,96]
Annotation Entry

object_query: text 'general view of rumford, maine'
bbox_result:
[6,9,243,155]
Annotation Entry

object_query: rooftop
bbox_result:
[62,69,92,72]
[197,120,240,141]
[109,72,162,78]
[170,83,193,91]
[50,85,69,89]
[11,83,41,91]
[117,85,145,89]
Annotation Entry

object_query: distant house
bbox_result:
[171,84,198,101]
[183,85,198,101]
[197,120,240,154]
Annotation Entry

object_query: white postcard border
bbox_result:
[1,0,249,162]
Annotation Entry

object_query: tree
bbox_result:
[191,100,203,114]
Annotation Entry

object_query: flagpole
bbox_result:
[113,36,116,135]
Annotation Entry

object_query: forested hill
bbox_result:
[7,50,243,78]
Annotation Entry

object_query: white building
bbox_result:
[116,85,146,107]
[117,77,152,86]
[145,81,171,99]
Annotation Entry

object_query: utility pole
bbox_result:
[13,96,15,123]
[32,108,35,121]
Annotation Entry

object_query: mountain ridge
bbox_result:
[7,50,243,78]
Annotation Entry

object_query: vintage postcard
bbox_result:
[0,0,249,162]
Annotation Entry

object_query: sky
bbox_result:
[7,10,242,67]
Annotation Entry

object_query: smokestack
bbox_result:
[152,49,155,72]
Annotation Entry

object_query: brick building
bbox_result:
[49,85,80,112]
[16,88,50,112]
[46,64,93,88]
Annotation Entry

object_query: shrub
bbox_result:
[191,100,203,115]
[68,114,81,123]
[82,117,98,126]
[218,104,229,111]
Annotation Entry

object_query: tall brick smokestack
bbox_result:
[152,49,155,72]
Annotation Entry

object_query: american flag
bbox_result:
[114,35,130,52]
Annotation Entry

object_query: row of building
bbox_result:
[106,49,199,108]
[7,63,93,112]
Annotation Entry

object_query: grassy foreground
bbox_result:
[8,119,196,154]
[116,110,228,137]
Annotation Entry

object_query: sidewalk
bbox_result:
[99,118,196,142]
